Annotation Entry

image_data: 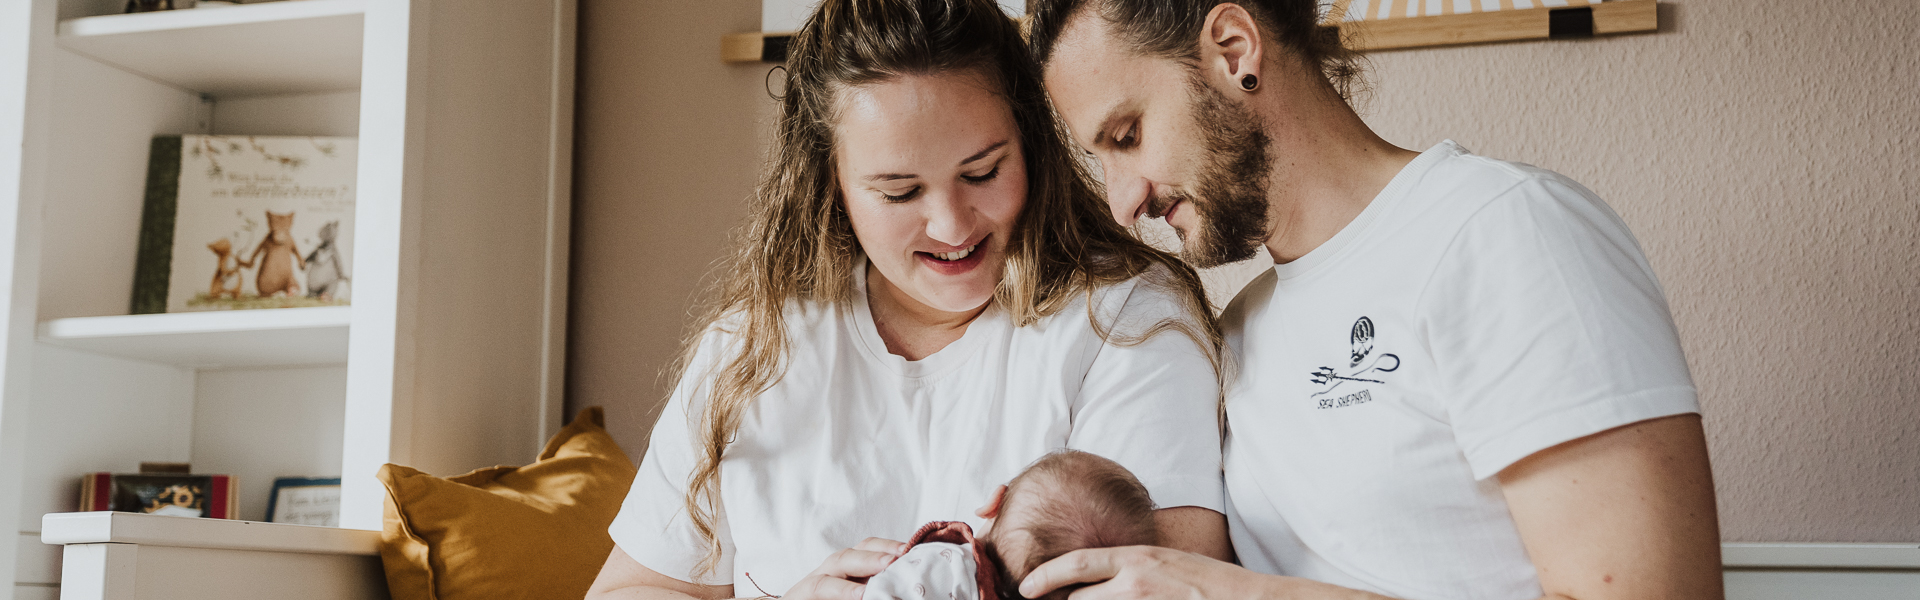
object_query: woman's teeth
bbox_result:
[931,244,977,262]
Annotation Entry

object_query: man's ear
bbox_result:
[1199,3,1265,93]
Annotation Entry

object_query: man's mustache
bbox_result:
[1146,192,1194,220]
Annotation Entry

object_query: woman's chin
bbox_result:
[914,288,995,315]
[912,264,1001,313]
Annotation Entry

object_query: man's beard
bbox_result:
[1155,73,1274,269]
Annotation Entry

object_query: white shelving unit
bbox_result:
[57,0,365,96]
[0,2,576,599]
[38,307,351,368]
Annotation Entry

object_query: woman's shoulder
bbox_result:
[1026,260,1211,339]
[701,296,844,339]
[1092,261,1210,322]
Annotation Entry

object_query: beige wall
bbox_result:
[569,0,1919,543]
[569,0,774,456]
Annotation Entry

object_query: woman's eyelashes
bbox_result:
[881,186,922,202]
[876,166,1001,202]
[961,165,1000,184]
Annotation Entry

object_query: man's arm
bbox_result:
[1019,415,1723,600]
[1497,414,1723,600]
[1153,506,1234,562]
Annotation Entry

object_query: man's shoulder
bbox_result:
[1219,268,1278,341]
[1381,147,1626,273]
[1419,147,1607,216]
[1409,147,1569,212]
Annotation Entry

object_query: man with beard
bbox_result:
[1013,1,1724,600]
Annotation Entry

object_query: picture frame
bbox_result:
[79,472,237,518]
[266,477,343,527]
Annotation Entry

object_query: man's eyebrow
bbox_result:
[1081,100,1131,149]
[961,140,1011,165]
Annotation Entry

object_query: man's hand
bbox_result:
[1019,546,1243,600]
[1019,546,1396,600]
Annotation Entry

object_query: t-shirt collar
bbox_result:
[1271,139,1464,281]
[850,255,1002,380]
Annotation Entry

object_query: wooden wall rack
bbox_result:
[721,0,1657,63]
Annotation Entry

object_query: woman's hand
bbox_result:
[783,537,909,600]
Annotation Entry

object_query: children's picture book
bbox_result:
[78,472,238,519]
[266,477,342,527]
[131,134,357,314]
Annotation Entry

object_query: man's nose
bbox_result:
[1106,167,1152,227]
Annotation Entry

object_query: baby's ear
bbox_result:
[974,484,1008,521]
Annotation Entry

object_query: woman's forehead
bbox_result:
[832,70,1019,171]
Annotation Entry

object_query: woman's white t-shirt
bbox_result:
[610,261,1225,592]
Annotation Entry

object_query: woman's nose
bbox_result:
[925,189,978,246]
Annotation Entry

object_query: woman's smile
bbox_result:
[916,235,988,275]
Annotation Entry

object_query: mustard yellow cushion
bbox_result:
[378,407,636,600]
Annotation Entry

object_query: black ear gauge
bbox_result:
[1240,74,1259,91]
[765,65,789,100]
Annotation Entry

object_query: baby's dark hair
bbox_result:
[983,450,1158,597]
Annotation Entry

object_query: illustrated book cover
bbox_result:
[131,134,357,314]
[78,472,238,519]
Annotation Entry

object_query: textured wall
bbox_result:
[569,0,1920,542]
[1347,0,1920,542]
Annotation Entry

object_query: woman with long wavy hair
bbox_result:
[588,1,1230,599]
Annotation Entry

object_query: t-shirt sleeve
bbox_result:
[1420,177,1699,480]
[1067,271,1226,513]
[607,328,737,586]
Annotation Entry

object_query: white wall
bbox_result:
[16,345,195,591]
[36,47,207,321]
[192,365,347,523]
[211,91,360,137]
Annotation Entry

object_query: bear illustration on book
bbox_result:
[184,209,349,311]
[247,210,306,297]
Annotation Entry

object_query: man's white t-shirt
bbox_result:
[1221,141,1698,600]
[611,260,1224,592]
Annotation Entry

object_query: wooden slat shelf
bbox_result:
[1341,0,1657,51]
[721,0,1658,63]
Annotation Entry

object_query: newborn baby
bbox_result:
[862,450,1159,600]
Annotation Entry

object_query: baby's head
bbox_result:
[981,450,1158,598]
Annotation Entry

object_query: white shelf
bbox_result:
[42,511,378,554]
[38,306,350,368]
[57,0,365,97]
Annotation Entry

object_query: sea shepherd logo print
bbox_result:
[1308,317,1399,409]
